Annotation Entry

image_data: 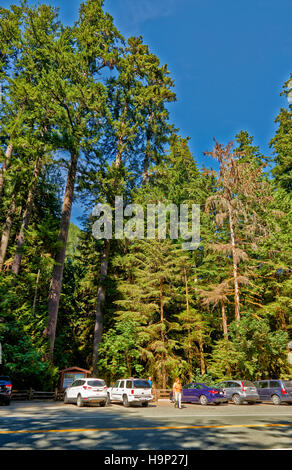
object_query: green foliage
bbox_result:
[208,314,289,381]
[270,75,292,193]
[97,320,145,384]
[0,294,58,389]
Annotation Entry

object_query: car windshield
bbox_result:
[87,380,105,387]
[133,380,151,389]
[283,380,292,388]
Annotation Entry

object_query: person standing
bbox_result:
[173,378,182,409]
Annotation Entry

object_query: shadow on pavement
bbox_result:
[1,400,292,450]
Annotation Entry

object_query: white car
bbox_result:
[107,378,153,407]
[64,378,108,407]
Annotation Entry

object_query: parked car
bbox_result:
[216,380,259,405]
[64,378,108,407]
[0,376,12,406]
[169,382,228,406]
[254,379,292,405]
[107,378,153,407]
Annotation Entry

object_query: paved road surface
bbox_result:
[1,400,292,450]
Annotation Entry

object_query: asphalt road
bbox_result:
[1,400,292,451]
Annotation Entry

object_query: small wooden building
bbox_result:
[59,367,91,390]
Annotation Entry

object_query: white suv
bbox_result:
[107,378,153,407]
[64,378,108,407]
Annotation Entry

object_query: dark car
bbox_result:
[0,376,12,405]
[170,382,227,406]
[254,379,292,405]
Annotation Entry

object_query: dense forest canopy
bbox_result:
[0,0,291,389]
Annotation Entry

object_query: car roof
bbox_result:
[224,379,257,384]
[256,379,281,382]
[187,382,209,387]
[86,377,104,380]
[222,379,242,383]
[118,378,147,381]
[71,377,104,383]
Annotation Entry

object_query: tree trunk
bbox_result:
[221,301,228,339]
[92,238,110,374]
[160,279,167,390]
[32,267,41,315]
[198,335,206,375]
[0,103,25,200]
[184,267,193,381]
[142,152,149,185]
[0,143,13,200]
[0,195,16,271]
[228,205,240,323]
[115,143,122,169]
[11,156,42,275]
[44,150,78,360]
[125,350,132,377]
[92,121,125,373]
[115,104,127,170]
[142,125,152,185]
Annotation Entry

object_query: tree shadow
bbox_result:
[1,401,292,450]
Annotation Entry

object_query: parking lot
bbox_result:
[1,399,292,450]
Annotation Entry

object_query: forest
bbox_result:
[0,0,291,390]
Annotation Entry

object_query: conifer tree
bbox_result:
[270,75,292,194]
[204,141,272,323]
[0,3,22,199]
[113,239,184,388]
[90,36,176,374]
[41,0,122,359]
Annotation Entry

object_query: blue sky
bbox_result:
[104,0,291,166]
[2,0,291,224]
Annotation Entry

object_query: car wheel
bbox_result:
[199,395,208,406]
[232,394,241,405]
[123,394,129,407]
[4,401,10,406]
[99,401,106,407]
[77,394,84,407]
[271,394,281,405]
[141,401,149,407]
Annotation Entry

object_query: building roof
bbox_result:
[60,367,91,374]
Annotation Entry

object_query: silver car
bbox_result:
[216,380,260,405]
